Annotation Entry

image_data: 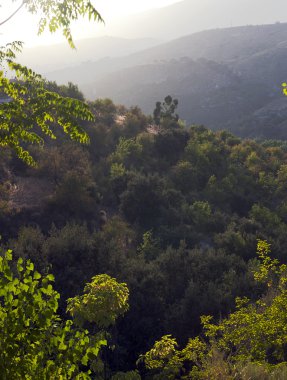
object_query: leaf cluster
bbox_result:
[0,55,94,164]
[6,0,103,48]
[0,249,106,379]
[142,241,287,379]
[67,274,129,329]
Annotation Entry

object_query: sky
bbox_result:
[0,0,181,46]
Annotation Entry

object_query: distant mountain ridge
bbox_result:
[43,22,287,139]
[70,23,287,139]
[46,23,287,85]
[19,36,161,73]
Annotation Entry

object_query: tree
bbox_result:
[67,274,129,329]
[0,249,106,379]
[0,1,103,48]
[67,272,130,379]
[141,241,287,379]
[153,95,179,127]
[0,1,103,164]
[120,173,165,228]
[202,240,287,364]
[45,81,85,101]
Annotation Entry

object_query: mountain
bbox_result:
[82,57,272,134]
[75,23,287,138]
[42,23,287,138]
[18,0,287,74]
[18,36,160,73]
[46,23,287,85]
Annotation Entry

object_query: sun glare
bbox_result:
[0,0,180,47]
[97,0,181,18]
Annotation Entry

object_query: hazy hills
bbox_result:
[46,23,287,84]
[22,20,287,139]
[19,0,287,73]
[71,23,287,138]
[45,22,287,80]
[82,57,272,136]
[19,36,160,73]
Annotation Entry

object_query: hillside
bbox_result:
[82,58,271,133]
[4,92,287,372]
[63,23,287,138]
[18,36,160,73]
[5,1,287,377]
[46,23,287,83]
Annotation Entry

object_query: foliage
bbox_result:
[112,137,143,169]
[201,242,287,364]
[153,95,179,127]
[110,371,141,380]
[1,0,103,48]
[0,46,94,164]
[5,93,287,373]
[2,36,287,374]
[67,274,129,329]
[138,230,160,261]
[45,81,85,101]
[140,334,207,379]
[120,173,165,228]
[142,240,287,379]
[0,0,103,164]
[35,142,93,185]
[0,249,106,379]
[89,98,118,127]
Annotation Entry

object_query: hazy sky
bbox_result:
[0,0,180,46]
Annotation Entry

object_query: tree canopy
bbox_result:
[0,0,103,48]
[141,241,287,379]
[0,0,102,164]
[153,95,179,127]
[3,94,287,376]
[0,249,107,379]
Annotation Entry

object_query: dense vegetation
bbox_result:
[2,3,287,377]
[140,240,287,379]
[2,79,287,376]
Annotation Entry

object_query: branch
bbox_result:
[0,1,26,27]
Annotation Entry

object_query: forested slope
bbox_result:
[2,87,287,374]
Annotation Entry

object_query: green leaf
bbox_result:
[33,272,41,280]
